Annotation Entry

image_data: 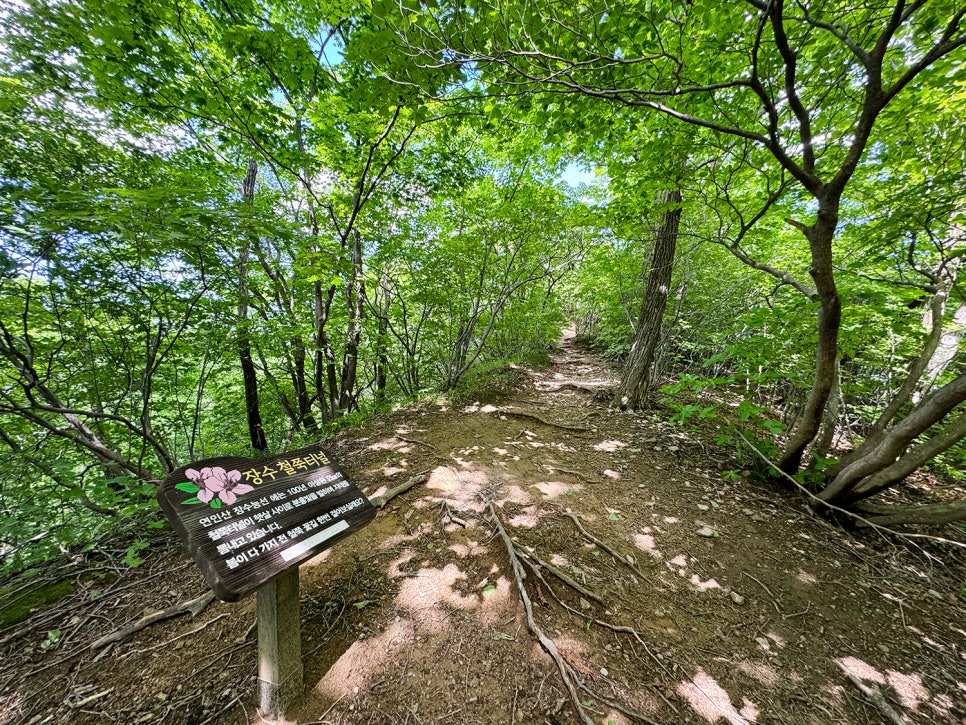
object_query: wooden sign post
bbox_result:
[257,568,303,714]
[156,444,376,716]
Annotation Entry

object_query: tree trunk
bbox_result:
[374,274,391,408]
[842,409,966,504]
[918,299,966,399]
[339,230,365,412]
[779,201,842,473]
[853,500,966,527]
[291,337,320,434]
[614,189,682,410]
[239,157,267,451]
[818,372,966,504]
[811,357,841,460]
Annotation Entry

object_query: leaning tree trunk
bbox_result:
[817,371,966,510]
[238,157,267,451]
[614,189,683,410]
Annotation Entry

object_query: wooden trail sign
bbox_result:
[157,444,375,715]
[156,443,376,601]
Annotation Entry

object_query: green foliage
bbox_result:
[1,0,965,570]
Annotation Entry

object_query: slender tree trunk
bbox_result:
[614,189,682,410]
[811,357,841,460]
[918,299,966,399]
[238,157,267,450]
[291,337,320,434]
[374,274,391,408]
[876,258,960,427]
[339,230,365,411]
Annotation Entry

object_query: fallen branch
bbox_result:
[494,408,590,432]
[370,470,432,509]
[92,591,215,649]
[845,674,906,725]
[483,495,594,725]
[121,613,230,657]
[564,509,650,582]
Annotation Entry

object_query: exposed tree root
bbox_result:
[493,408,591,432]
[845,674,906,725]
[564,508,651,582]
[517,545,604,605]
[370,470,432,509]
[91,591,215,649]
[393,435,439,452]
[518,547,672,681]
[853,501,966,527]
[736,432,966,550]
[575,679,662,725]
[544,382,610,396]
[483,494,594,725]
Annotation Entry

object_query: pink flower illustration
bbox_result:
[184,467,251,505]
[215,469,253,505]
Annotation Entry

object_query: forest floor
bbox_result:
[1,328,965,725]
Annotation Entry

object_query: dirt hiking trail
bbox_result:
[2,329,964,724]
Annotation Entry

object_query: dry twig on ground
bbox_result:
[370,470,432,509]
[91,591,215,649]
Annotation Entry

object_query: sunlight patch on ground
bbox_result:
[380,464,408,477]
[886,669,929,710]
[689,574,721,591]
[593,439,627,452]
[633,533,663,559]
[395,564,479,627]
[834,656,885,683]
[531,480,578,499]
[447,540,489,558]
[506,506,541,529]
[677,668,758,724]
[315,618,411,698]
[303,549,332,567]
[733,659,780,687]
[795,569,818,585]
[663,516,680,524]
[367,437,409,452]
[668,553,689,576]
[603,469,621,479]
[425,466,487,513]
[498,485,532,506]
[833,657,953,717]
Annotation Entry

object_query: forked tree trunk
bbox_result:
[817,372,966,508]
[614,189,682,410]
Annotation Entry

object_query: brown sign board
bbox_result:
[157,444,375,602]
